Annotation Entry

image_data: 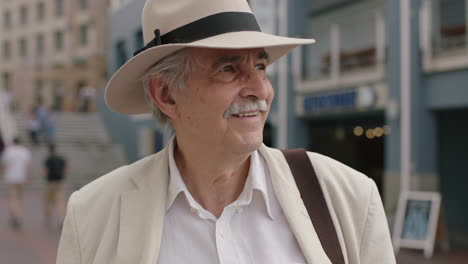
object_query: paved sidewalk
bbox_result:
[1,189,467,264]
[397,248,468,263]
[0,189,69,264]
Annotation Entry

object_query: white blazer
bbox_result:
[57,145,396,264]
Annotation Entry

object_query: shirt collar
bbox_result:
[235,149,275,219]
[166,137,188,211]
[166,137,208,216]
[165,137,275,219]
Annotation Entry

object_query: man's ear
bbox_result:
[148,76,177,119]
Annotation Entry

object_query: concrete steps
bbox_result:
[1,112,127,192]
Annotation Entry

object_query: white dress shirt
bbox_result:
[156,139,307,264]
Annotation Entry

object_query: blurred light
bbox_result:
[374,127,384,137]
[366,129,375,139]
[383,125,391,135]
[335,128,345,141]
[353,126,364,136]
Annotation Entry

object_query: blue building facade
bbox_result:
[103,0,170,163]
[295,0,468,247]
[103,0,468,247]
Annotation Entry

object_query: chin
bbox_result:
[235,134,263,154]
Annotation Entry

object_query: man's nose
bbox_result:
[238,69,270,100]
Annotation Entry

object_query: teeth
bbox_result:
[235,112,257,117]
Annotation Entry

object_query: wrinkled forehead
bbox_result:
[189,47,270,68]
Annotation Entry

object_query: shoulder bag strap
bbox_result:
[281,148,345,264]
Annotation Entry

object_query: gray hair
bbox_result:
[141,48,192,126]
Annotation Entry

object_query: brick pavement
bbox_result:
[1,188,467,264]
[0,189,67,264]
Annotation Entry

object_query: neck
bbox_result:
[174,137,252,218]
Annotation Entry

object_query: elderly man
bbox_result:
[57,0,395,263]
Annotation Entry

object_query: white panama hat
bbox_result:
[105,0,315,114]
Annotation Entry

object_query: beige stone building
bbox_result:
[0,0,109,112]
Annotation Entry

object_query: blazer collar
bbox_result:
[259,145,332,264]
[116,146,170,264]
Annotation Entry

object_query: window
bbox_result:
[20,6,28,26]
[36,34,44,54]
[79,24,89,47]
[134,28,144,51]
[37,2,45,22]
[115,40,127,68]
[55,30,64,51]
[55,0,64,17]
[439,0,467,49]
[73,57,87,67]
[3,41,11,61]
[35,79,44,102]
[19,38,27,57]
[3,10,11,29]
[79,0,89,11]
[2,72,12,92]
[52,81,64,111]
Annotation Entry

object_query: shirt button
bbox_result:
[218,228,224,238]
[190,207,197,214]
[237,207,243,213]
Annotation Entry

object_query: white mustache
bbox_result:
[224,100,268,119]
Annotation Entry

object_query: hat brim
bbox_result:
[105,31,315,114]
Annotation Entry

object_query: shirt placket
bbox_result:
[215,206,238,264]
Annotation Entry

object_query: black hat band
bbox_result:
[133,12,261,56]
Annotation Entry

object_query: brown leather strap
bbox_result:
[281,149,345,264]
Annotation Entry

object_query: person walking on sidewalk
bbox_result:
[36,100,55,144]
[27,107,41,146]
[1,137,32,229]
[43,143,67,228]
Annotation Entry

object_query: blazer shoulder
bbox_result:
[59,151,169,263]
[262,147,390,262]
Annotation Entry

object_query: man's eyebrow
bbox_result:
[211,55,241,70]
[258,51,269,61]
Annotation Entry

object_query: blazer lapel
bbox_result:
[259,145,331,264]
[116,149,170,264]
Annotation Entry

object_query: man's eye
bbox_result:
[221,65,235,72]
[256,64,266,71]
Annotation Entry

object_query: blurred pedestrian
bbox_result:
[1,88,13,112]
[79,85,96,112]
[27,107,40,146]
[43,143,67,228]
[36,100,55,143]
[1,137,32,230]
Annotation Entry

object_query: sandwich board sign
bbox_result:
[393,191,441,259]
